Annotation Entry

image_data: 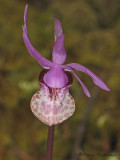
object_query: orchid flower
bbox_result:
[23,5,110,126]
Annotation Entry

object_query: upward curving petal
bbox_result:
[23,4,54,68]
[54,17,63,41]
[52,35,66,64]
[65,63,110,91]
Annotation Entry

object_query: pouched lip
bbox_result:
[39,69,73,92]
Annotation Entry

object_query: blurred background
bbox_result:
[0,0,120,159]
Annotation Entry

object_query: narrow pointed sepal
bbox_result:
[65,63,110,91]
[52,35,66,64]
[61,65,91,97]
[23,4,28,33]
[54,17,63,41]
[23,5,54,68]
[72,71,91,97]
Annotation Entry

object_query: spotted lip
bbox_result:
[30,70,75,126]
[23,4,110,126]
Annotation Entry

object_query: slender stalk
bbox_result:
[46,125,55,160]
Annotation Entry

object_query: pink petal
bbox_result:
[54,17,63,41]
[62,65,91,97]
[72,70,91,98]
[65,63,110,91]
[52,35,66,64]
[23,5,54,68]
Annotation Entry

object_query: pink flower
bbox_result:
[23,5,110,126]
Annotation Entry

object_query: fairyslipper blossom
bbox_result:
[23,5,110,126]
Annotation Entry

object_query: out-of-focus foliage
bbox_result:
[0,0,120,159]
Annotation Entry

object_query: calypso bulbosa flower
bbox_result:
[23,5,110,126]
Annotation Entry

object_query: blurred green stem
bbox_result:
[46,125,55,160]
